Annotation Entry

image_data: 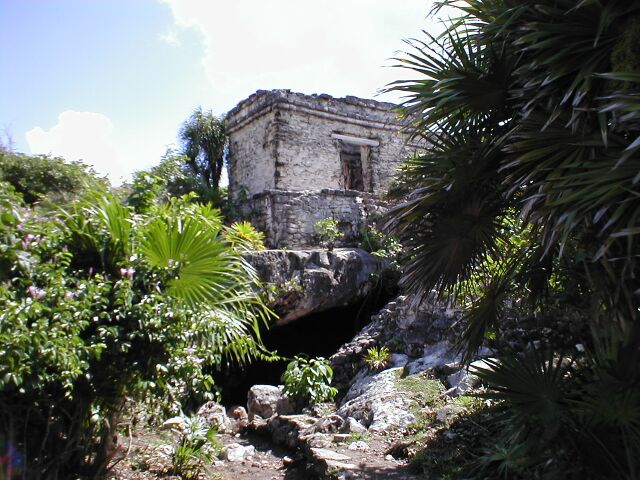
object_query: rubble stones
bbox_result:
[197,401,233,433]
[329,295,464,392]
[247,385,293,420]
[221,443,256,462]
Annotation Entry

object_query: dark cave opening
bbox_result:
[215,283,396,406]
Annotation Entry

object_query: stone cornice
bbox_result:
[226,89,407,134]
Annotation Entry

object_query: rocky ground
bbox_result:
[108,294,494,480]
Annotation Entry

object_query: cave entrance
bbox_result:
[215,284,396,406]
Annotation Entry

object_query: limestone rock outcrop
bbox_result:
[245,248,390,325]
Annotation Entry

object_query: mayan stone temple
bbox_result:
[225,89,415,248]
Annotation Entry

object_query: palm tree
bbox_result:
[386,1,640,476]
[388,0,640,350]
[179,107,227,196]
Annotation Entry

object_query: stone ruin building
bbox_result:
[226,89,414,248]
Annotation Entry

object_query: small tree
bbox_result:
[314,218,343,251]
[179,107,227,200]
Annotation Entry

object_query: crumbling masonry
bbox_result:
[226,89,414,248]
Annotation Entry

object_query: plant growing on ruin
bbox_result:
[314,217,343,251]
[363,346,392,371]
[359,214,403,263]
[222,221,266,251]
[281,356,338,405]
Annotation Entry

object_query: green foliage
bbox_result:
[363,346,391,371]
[387,2,640,476]
[126,171,165,213]
[0,191,273,478]
[222,221,266,251]
[170,414,220,479]
[388,0,640,347]
[358,214,403,263]
[472,338,640,478]
[125,151,232,212]
[281,356,338,406]
[179,107,227,195]
[314,218,343,251]
[0,150,106,206]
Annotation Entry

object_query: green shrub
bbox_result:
[0,192,273,478]
[314,218,343,251]
[281,356,338,405]
[170,414,220,479]
[0,151,106,206]
[222,221,266,251]
[363,346,392,371]
[358,214,402,263]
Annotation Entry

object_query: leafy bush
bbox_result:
[222,221,266,251]
[358,214,402,263]
[0,151,106,206]
[0,191,273,478]
[281,356,338,405]
[363,346,391,371]
[314,218,343,251]
[170,414,220,479]
[125,151,231,211]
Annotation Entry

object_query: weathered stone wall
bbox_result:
[227,109,277,197]
[226,89,417,248]
[240,189,387,249]
[226,90,413,198]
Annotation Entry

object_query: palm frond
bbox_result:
[387,28,515,138]
[474,349,575,437]
[387,123,509,299]
[61,193,132,272]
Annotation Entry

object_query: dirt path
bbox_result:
[210,430,420,480]
[110,427,421,480]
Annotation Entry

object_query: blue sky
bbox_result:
[0,1,448,184]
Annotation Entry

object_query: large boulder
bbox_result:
[337,368,416,433]
[247,384,293,420]
[244,248,389,325]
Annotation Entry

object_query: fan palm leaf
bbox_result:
[61,192,133,272]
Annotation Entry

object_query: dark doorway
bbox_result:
[341,142,364,191]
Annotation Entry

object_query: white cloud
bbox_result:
[159,0,452,112]
[25,111,129,184]
[159,27,180,46]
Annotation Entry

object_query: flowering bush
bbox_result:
[0,190,273,478]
